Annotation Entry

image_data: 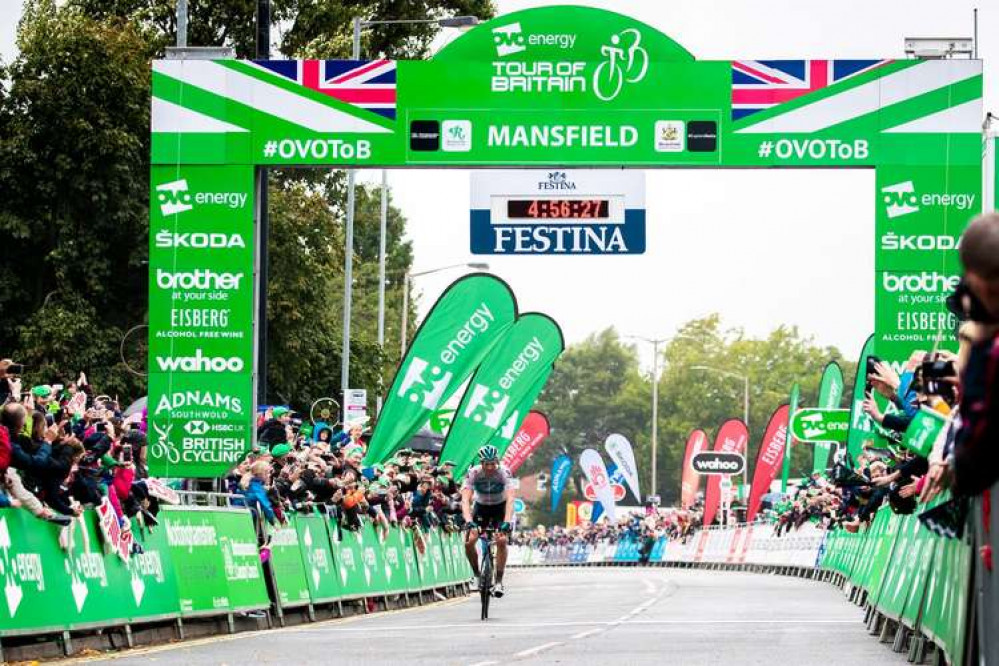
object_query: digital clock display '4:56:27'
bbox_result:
[506,199,610,219]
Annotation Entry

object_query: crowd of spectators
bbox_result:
[513,508,699,563]
[768,212,999,541]
[228,409,468,553]
[0,367,157,539]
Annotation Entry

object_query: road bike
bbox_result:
[476,526,498,621]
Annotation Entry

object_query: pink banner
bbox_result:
[746,405,790,522]
[680,429,708,509]
[701,419,748,527]
[501,411,550,474]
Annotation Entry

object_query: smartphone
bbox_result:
[121,444,133,463]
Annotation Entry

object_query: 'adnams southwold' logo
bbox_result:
[538,171,576,191]
[881,180,977,219]
[155,179,249,216]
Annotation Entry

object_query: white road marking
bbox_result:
[570,628,603,640]
[514,641,563,658]
[467,661,499,666]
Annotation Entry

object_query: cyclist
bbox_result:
[462,444,516,597]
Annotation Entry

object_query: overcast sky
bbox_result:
[2,0,995,369]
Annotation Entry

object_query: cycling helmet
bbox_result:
[478,445,499,463]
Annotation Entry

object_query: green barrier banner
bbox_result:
[1,509,181,635]
[147,165,256,478]
[401,529,421,593]
[332,526,368,599]
[269,520,312,608]
[380,526,415,594]
[295,514,340,603]
[360,523,390,593]
[366,274,517,465]
[162,507,268,614]
[813,362,845,473]
[443,313,564,477]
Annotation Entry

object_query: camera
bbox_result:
[917,355,958,404]
[865,355,883,393]
[5,363,23,375]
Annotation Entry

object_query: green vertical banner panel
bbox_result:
[269,519,312,608]
[1,510,75,634]
[148,164,257,478]
[360,523,390,594]
[121,521,183,623]
[380,526,409,595]
[900,509,940,629]
[449,532,472,581]
[295,513,341,603]
[401,529,421,594]
[162,507,268,615]
[876,514,918,620]
[332,527,368,598]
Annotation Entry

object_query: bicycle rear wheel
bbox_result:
[480,546,492,620]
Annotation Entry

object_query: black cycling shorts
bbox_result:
[472,502,507,528]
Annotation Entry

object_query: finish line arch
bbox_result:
[148,5,983,476]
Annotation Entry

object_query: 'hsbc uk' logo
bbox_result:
[184,420,209,435]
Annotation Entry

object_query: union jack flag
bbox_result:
[731,59,892,121]
[255,59,397,120]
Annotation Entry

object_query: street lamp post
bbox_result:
[401,262,490,357]
[344,14,480,399]
[626,332,701,500]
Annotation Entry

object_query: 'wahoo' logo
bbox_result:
[397,357,452,409]
[463,384,509,429]
[156,349,245,373]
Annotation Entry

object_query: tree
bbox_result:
[0,0,153,398]
[528,316,857,515]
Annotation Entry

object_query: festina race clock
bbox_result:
[470,170,645,255]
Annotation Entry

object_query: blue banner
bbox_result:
[551,454,572,512]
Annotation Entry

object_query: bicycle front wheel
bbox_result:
[480,548,492,620]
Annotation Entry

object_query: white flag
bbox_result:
[580,448,617,521]
[605,433,640,501]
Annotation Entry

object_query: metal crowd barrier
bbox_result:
[0,505,472,661]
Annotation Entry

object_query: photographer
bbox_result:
[949,212,999,496]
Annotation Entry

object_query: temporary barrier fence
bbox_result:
[0,506,472,659]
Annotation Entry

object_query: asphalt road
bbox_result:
[70,568,907,666]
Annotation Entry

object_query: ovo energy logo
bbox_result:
[462,384,509,429]
[157,180,193,216]
[397,357,452,409]
[881,181,920,219]
[881,180,978,219]
[492,23,526,57]
[155,179,249,216]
